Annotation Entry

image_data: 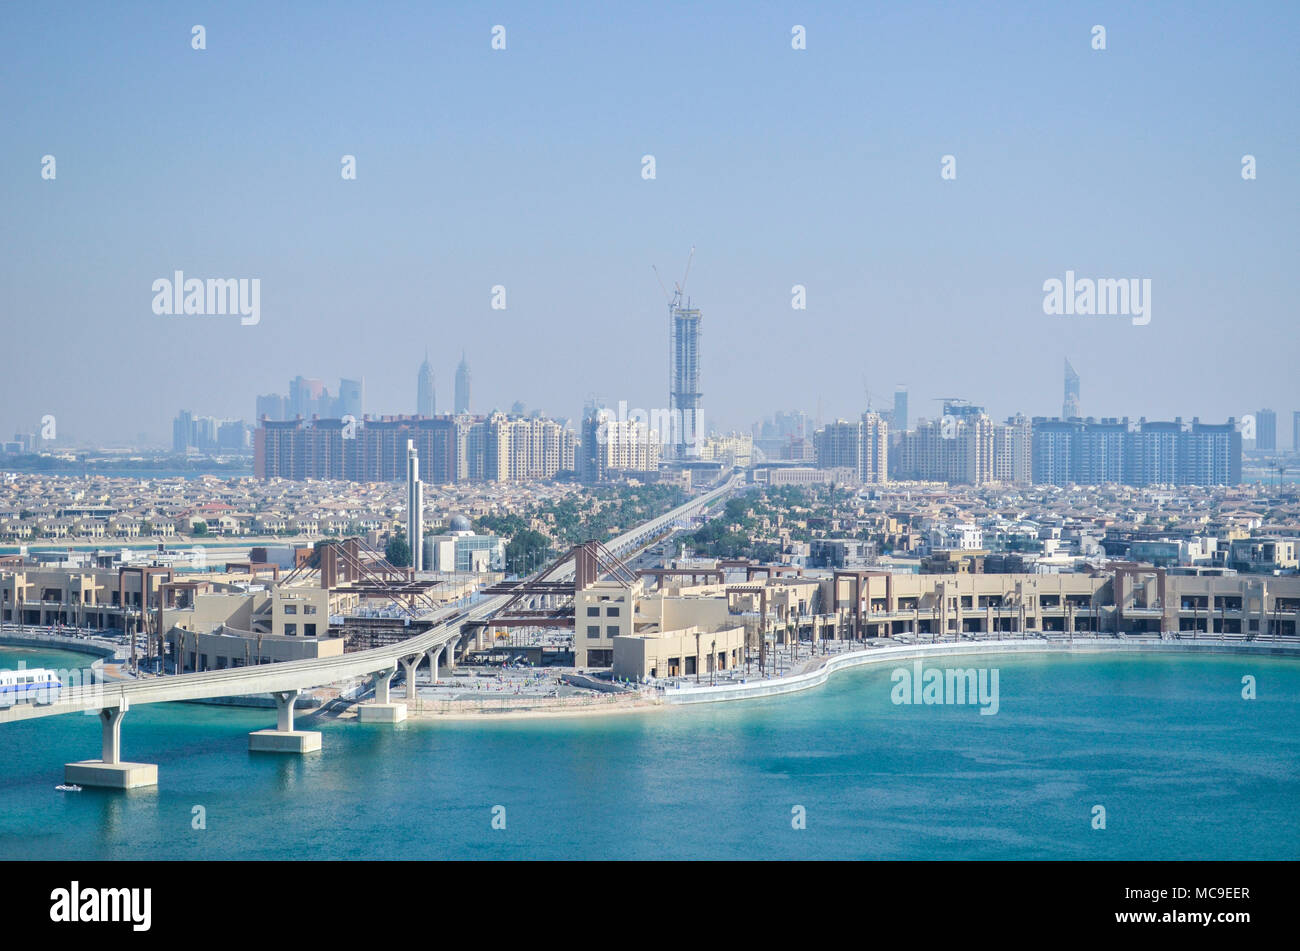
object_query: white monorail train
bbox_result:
[0,668,62,705]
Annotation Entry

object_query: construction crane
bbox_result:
[860,377,900,415]
[652,245,695,310]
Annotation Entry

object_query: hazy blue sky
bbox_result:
[2,1,1297,446]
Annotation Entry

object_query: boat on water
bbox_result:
[54,784,82,792]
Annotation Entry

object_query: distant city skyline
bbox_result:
[11,350,1300,454]
[2,3,1297,446]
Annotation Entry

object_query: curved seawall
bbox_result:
[0,634,119,661]
[662,637,1300,704]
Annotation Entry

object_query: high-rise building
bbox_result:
[172,411,194,452]
[698,433,754,469]
[484,412,576,481]
[406,439,423,571]
[289,377,330,419]
[174,411,249,452]
[668,295,703,459]
[813,413,888,483]
[417,351,436,417]
[891,402,994,484]
[813,420,860,472]
[255,393,288,422]
[1075,417,1127,484]
[892,387,909,434]
[336,378,364,419]
[1030,417,1241,486]
[255,413,577,484]
[259,378,363,422]
[454,353,471,415]
[581,408,661,482]
[1063,359,1081,418]
[217,419,250,450]
[753,410,811,461]
[1179,419,1243,486]
[1256,408,1277,451]
[992,415,1033,484]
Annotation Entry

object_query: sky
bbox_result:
[1,0,1297,447]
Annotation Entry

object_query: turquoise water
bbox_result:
[1,646,1297,859]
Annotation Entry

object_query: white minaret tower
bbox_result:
[406,438,423,571]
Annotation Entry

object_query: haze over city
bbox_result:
[2,0,1297,446]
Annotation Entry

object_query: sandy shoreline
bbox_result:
[320,693,669,723]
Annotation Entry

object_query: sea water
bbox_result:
[0,647,1296,859]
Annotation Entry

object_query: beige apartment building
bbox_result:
[482,413,578,482]
[573,566,1300,674]
[813,412,888,483]
[574,578,642,667]
[1,565,173,631]
[580,413,662,482]
[698,433,754,469]
[892,414,995,485]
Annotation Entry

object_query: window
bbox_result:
[304,623,317,637]
[304,605,318,615]
[606,625,619,637]
[606,606,620,617]
[587,625,600,637]
[587,607,599,617]
[284,623,297,636]
[283,604,297,615]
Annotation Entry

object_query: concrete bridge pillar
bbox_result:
[65,698,158,789]
[249,689,322,753]
[276,689,299,732]
[358,667,406,723]
[446,637,458,670]
[101,703,126,764]
[400,655,421,701]
[426,646,444,684]
[373,667,394,704]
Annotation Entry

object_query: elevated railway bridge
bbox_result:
[0,476,740,788]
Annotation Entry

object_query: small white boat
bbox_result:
[54,784,82,792]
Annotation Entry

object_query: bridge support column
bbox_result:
[65,699,158,789]
[400,655,421,701]
[446,637,458,671]
[250,689,322,753]
[358,667,406,723]
[426,646,444,684]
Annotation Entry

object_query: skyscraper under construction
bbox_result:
[660,247,702,459]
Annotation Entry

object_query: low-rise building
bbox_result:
[613,624,746,680]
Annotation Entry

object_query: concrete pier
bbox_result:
[400,654,421,701]
[426,645,444,684]
[65,699,158,789]
[357,667,406,723]
[249,689,321,753]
